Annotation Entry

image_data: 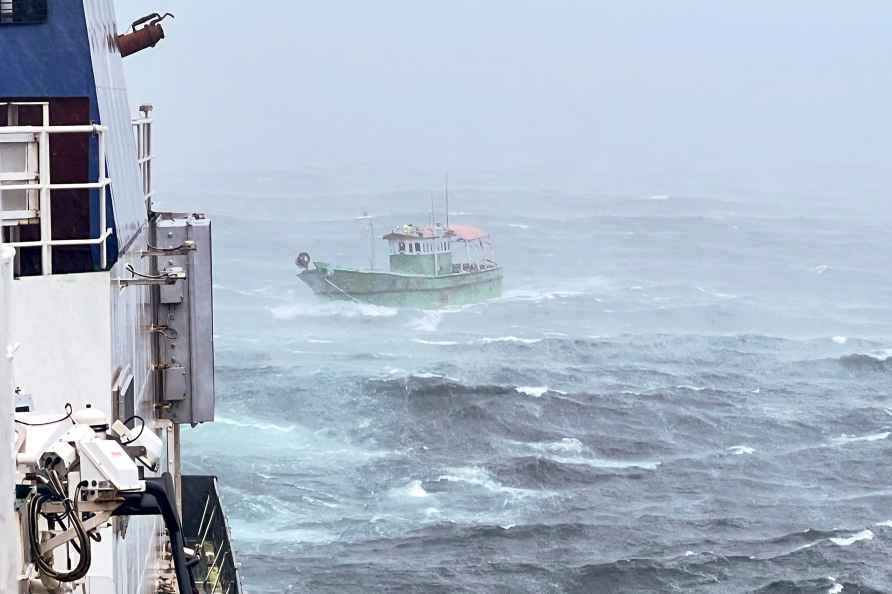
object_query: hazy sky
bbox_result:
[118,1,891,196]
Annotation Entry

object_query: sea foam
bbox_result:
[829,529,874,547]
[831,432,890,445]
[270,301,397,320]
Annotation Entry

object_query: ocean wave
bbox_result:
[515,386,548,397]
[478,336,542,345]
[407,310,443,332]
[269,300,397,320]
[694,286,737,300]
[675,384,708,392]
[500,288,585,303]
[215,415,296,433]
[434,466,536,497]
[516,438,660,470]
[411,338,460,346]
[491,455,654,489]
[728,445,755,455]
[828,529,874,547]
[757,526,877,556]
[392,479,429,499]
[837,352,891,372]
[497,276,610,304]
[529,438,585,454]
[831,431,890,445]
[368,375,562,402]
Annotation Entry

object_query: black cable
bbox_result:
[145,241,190,253]
[126,264,167,280]
[120,415,145,444]
[15,403,73,426]
[28,474,91,582]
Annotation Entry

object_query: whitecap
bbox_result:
[534,438,584,454]
[516,386,548,397]
[411,338,459,346]
[695,286,737,299]
[402,480,428,498]
[827,577,843,594]
[478,336,542,345]
[813,264,831,275]
[648,194,670,200]
[501,288,584,303]
[300,495,340,508]
[831,432,890,445]
[676,384,707,392]
[829,529,874,546]
[269,301,397,320]
[436,466,531,496]
[875,520,892,528]
[412,372,454,380]
[408,310,443,332]
[307,338,334,344]
[215,415,295,433]
[507,223,530,229]
[832,336,848,345]
[573,457,661,471]
[728,445,755,455]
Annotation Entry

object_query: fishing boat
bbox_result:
[1,3,240,593]
[296,221,502,307]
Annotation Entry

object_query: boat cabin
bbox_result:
[383,223,497,276]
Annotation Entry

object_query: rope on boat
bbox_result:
[323,277,363,303]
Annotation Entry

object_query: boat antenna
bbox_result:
[445,173,449,230]
[358,212,375,270]
[430,192,436,227]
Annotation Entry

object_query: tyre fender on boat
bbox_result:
[295,252,311,269]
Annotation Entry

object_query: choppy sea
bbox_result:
[168,171,892,593]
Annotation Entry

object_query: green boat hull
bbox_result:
[298,266,502,307]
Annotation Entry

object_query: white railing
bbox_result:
[132,104,153,208]
[0,101,112,274]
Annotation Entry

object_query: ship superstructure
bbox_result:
[1,2,239,593]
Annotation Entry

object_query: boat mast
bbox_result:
[445,174,449,230]
[359,212,375,270]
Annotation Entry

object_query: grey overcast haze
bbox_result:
[118,1,891,202]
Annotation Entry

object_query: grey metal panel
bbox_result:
[156,213,215,424]
[187,217,215,422]
[162,366,187,402]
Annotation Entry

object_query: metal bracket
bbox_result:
[149,325,179,339]
[118,265,186,288]
[39,502,120,555]
[141,240,196,258]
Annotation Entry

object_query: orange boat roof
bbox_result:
[446,225,488,241]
